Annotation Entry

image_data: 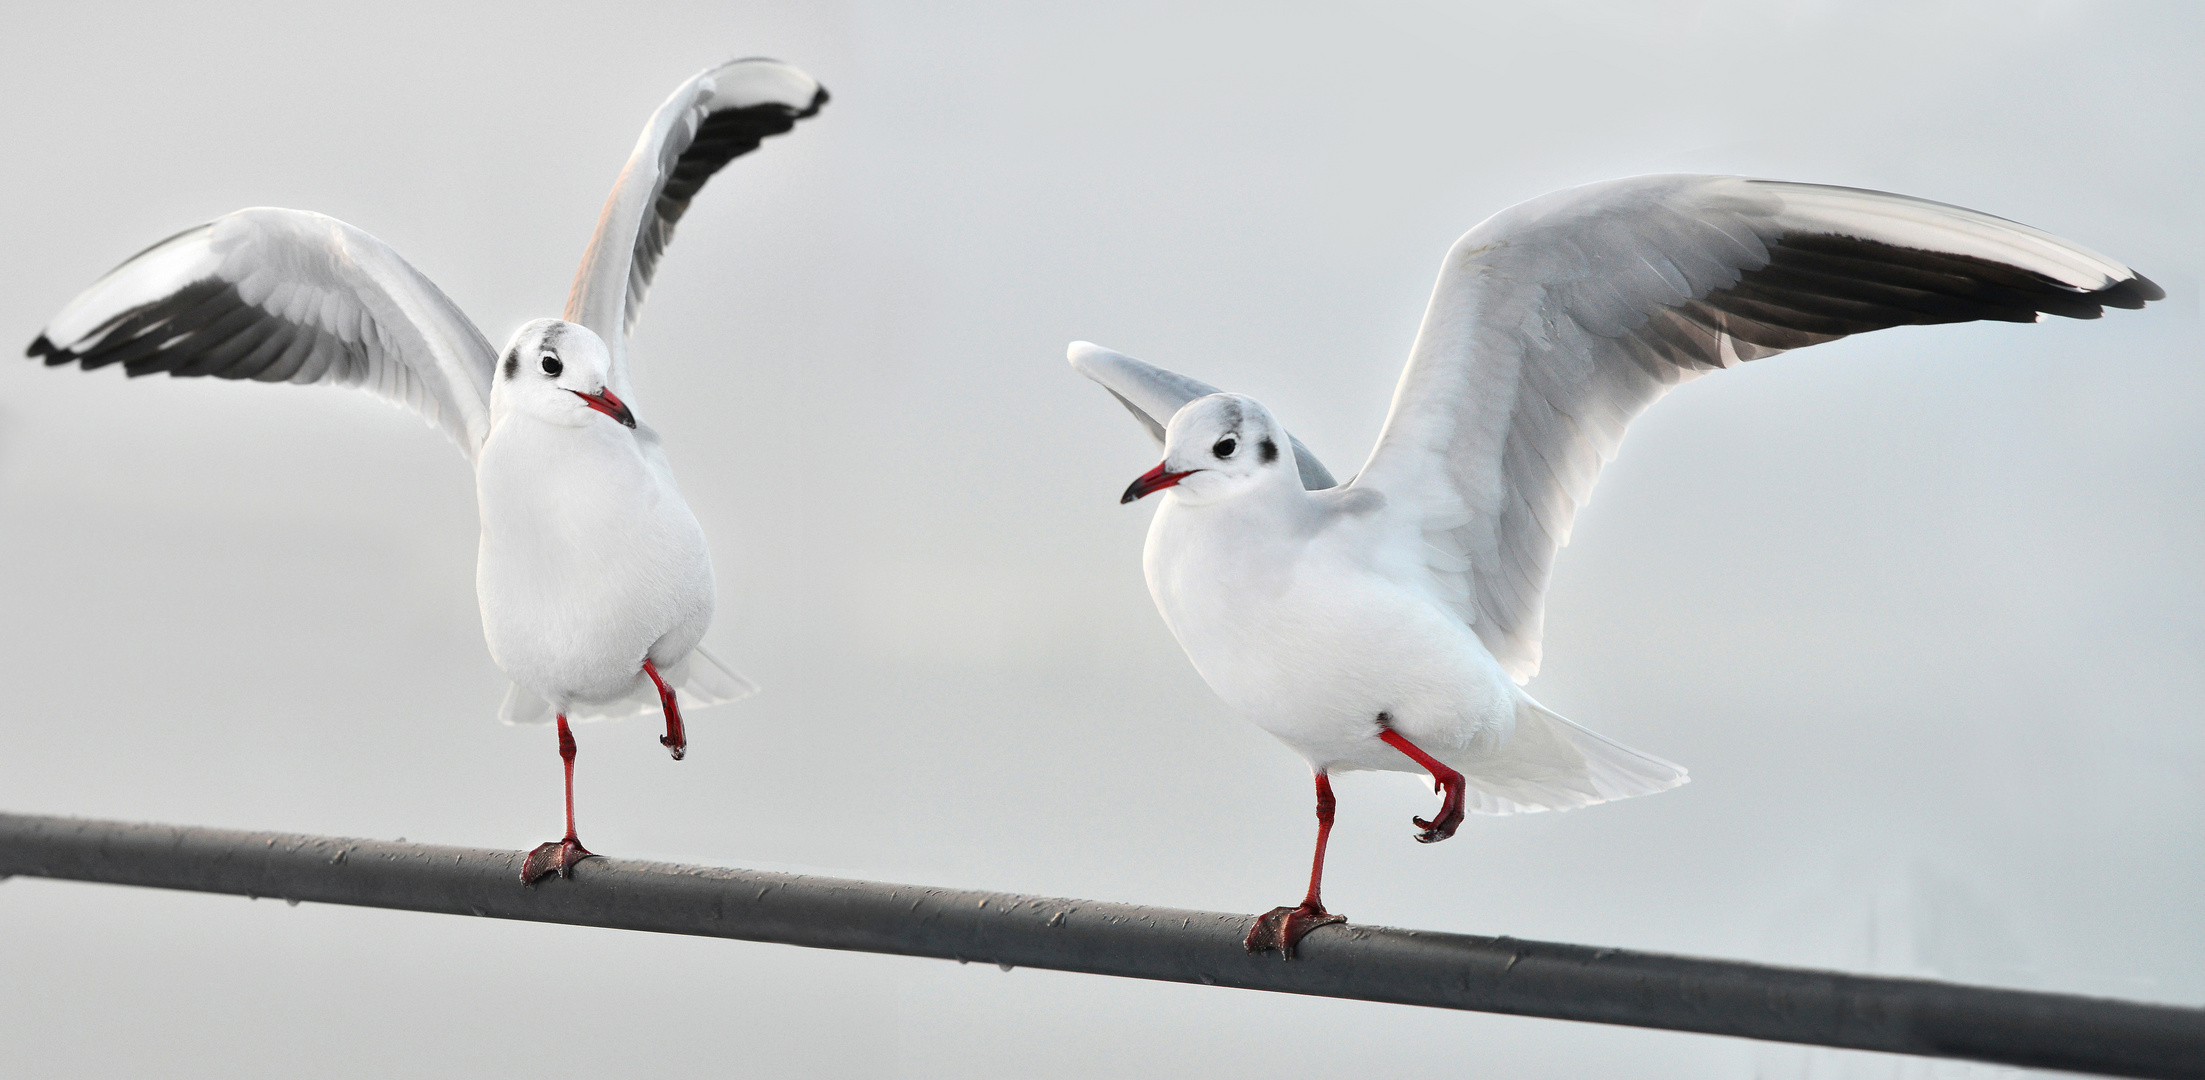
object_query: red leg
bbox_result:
[521,714,595,884]
[1246,771,1348,958]
[1378,726,1466,843]
[643,658,685,761]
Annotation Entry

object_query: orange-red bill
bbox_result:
[571,387,636,428]
[1120,462,1194,503]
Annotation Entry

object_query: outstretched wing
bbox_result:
[1067,340,1339,490]
[564,57,828,385]
[1349,174,2162,683]
[29,207,499,457]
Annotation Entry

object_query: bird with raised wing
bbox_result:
[27,58,829,884]
[1072,175,2161,956]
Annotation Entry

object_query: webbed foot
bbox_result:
[521,836,594,884]
[1244,901,1346,958]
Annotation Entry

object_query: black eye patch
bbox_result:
[1213,436,1237,458]
[1260,438,1279,464]
[541,355,563,376]
[502,353,518,379]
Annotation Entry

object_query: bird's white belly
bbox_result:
[475,422,714,710]
[1145,498,1516,773]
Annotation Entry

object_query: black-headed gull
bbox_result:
[1073,175,2161,955]
[27,58,828,884]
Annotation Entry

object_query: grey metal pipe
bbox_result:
[2,811,2198,1078]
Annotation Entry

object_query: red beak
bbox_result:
[571,387,636,428]
[1120,461,1195,503]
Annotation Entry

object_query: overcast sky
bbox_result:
[2,1,2199,1076]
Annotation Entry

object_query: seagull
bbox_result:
[26,58,828,884]
[1071,174,2161,956]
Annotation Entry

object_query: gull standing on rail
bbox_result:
[26,58,829,884]
[1072,175,2161,955]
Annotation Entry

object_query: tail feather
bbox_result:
[679,643,760,706]
[495,644,759,725]
[498,681,555,726]
[1454,697,1687,815]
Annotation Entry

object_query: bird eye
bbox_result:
[541,356,563,376]
[1213,437,1237,458]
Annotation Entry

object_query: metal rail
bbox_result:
[3,812,2199,1078]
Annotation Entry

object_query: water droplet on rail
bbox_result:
[997,963,1014,973]
[285,898,300,907]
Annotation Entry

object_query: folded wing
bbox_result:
[1349,174,2162,682]
[28,207,499,457]
[564,57,828,389]
[1067,340,1339,490]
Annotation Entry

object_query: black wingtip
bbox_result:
[25,334,73,365]
[719,57,828,118]
[2101,272,2165,309]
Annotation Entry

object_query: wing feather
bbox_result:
[28,208,497,457]
[1351,174,2162,682]
[563,58,828,389]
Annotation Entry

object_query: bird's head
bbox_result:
[491,319,634,430]
[1121,393,1290,507]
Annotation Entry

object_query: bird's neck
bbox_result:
[487,410,634,451]
[477,412,649,515]
[1156,477,1323,556]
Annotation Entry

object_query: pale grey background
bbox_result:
[1,1,2198,1076]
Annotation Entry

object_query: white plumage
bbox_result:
[1075,174,2160,954]
[29,58,828,882]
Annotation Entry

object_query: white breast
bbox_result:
[474,418,715,711]
[1143,491,1518,774]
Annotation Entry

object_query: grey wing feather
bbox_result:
[1351,174,2162,682]
[1067,340,1338,490]
[29,207,498,458]
[563,58,828,388]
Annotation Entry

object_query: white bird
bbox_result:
[27,58,829,883]
[1072,174,2160,956]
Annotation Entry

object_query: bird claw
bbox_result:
[520,837,594,884]
[642,658,686,762]
[1376,727,1468,845]
[1245,902,1346,958]
[1411,800,1465,844]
